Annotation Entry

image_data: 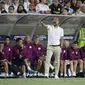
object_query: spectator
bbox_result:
[49,0,63,14]
[76,0,85,14]
[71,0,77,11]
[12,0,19,13]
[19,0,29,12]
[72,7,85,15]
[17,4,27,13]
[28,3,35,13]
[62,8,68,15]
[36,0,51,14]
[64,2,74,15]
[0,1,7,13]
[4,0,10,12]
[8,5,15,13]
[29,0,38,12]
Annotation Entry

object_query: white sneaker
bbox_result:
[72,72,76,77]
[22,73,26,78]
[64,74,67,77]
[5,73,9,77]
[44,74,49,78]
[55,75,59,79]
[22,74,26,78]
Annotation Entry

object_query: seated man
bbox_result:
[23,35,37,73]
[0,36,17,77]
[60,40,69,77]
[32,35,45,71]
[80,45,85,76]
[0,42,9,77]
[12,38,35,78]
[67,41,81,77]
[3,36,18,77]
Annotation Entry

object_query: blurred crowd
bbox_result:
[0,0,85,15]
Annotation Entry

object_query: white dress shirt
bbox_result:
[47,25,64,45]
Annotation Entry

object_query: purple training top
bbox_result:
[3,44,12,61]
[67,47,81,60]
[60,48,67,60]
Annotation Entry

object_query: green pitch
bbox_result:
[0,78,85,85]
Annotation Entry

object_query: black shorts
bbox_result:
[12,57,26,66]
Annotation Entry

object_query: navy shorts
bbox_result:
[12,57,26,66]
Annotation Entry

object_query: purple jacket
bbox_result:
[12,45,28,59]
[23,42,34,59]
[80,46,85,59]
[0,50,5,60]
[3,44,12,61]
[67,47,81,60]
[32,43,45,58]
[60,48,67,60]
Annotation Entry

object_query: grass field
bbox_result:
[0,78,85,85]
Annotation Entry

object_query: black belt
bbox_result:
[50,45,60,47]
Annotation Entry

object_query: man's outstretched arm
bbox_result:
[40,21,48,28]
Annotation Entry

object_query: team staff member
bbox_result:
[41,17,64,79]
[67,41,81,77]
[32,35,45,71]
[0,42,9,77]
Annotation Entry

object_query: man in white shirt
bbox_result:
[41,17,64,79]
[36,0,50,14]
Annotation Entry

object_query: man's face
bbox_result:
[0,43,4,49]
[17,40,23,47]
[34,38,39,44]
[41,0,47,4]
[72,43,78,49]
[5,38,10,45]
[53,17,59,25]
[18,5,24,11]
[24,35,31,42]
[0,3,4,9]
[53,0,58,6]
[77,1,82,7]
[9,7,14,13]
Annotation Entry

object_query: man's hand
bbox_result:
[40,21,47,28]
